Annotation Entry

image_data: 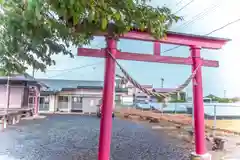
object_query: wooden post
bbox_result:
[98,37,117,160]
[154,42,161,56]
[190,46,211,160]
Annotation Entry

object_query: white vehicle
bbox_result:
[96,99,115,118]
[134,100,151,109]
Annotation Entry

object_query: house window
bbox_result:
[58,96,68,102]
[72,97,82,103]
[45,96,50,103]
[28,97,35,104]
[39,97,50,104]
[39,97,45,104]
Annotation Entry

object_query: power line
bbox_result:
[162,17,240,53]
[165,3,221,53]
[46,64,97,72]
[176,0,186,6]
[173,3,221,30]
[174,0,195,14]
[163,3,220,53]
[47,61,103,78]
[206,18,240,35]
[161,46,180,54]
[46,60,103,72]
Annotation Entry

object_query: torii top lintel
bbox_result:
[96,29,231,49]
[78,30,230,67]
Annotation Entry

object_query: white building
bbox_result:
[38,79,131,113]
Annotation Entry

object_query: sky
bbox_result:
[27,0,240,98]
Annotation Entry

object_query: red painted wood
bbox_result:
[121,31,228,49]
[98,38,117,160]
[77,29,230,160]
[154,42,161,56]
[77,48,219,67]
[191,46,206,155]
[94,31,230,49]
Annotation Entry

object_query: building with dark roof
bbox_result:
[36,78,130,113]
[38,79,104,92]
[114,79,187,103]
[152,88,186,102]
[0,72,186,113]
[0,74,131,113]
[0,73,45,110]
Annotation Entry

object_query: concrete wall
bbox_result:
[0,85,24,109]
[55,89,103,113]
[58,102,69,111]
[67,95,72,112]
[121,96,133,105]
[135,93,150,102]
[127,87,134,96]
[82,97,101,114]
[48,95,56,112]
[45,88,133,113]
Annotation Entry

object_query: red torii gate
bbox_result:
[78,29,230,160]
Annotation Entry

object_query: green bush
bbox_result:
[169,99,186,103]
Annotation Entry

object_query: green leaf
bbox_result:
[101,18,108,30]
[88,12,95,22]
[115,12,121,21]
[73,14,79,26]
[70,0,75,5]
[140,23,145,31]
[35,5,41,20]
[27,0,37,11]
[0,0,181,73]
[126,26,131,31]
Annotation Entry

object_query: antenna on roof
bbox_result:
[161,77,164,88]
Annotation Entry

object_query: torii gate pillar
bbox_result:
[191,46,211,160]
[77,30,230,160]
[98,37,117,160]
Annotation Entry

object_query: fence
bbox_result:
[116,101,240,133]
[115,100,134,109]
[202,104,240,133]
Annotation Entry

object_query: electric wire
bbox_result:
[176,0,186,6]
[47,61,103,78]
[174,3,221,30]
[162,17,240,53]
[174,0,195,14]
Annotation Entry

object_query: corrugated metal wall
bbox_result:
[0,85,24,109]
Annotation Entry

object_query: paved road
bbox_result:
[0,115,191,160]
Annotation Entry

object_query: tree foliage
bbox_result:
[0,0,181,73]
[205,94,240,103]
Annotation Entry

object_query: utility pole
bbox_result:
[224,90,226,98]
[5,72,10,114]
[32,67,35,78]
[161,78,164,88]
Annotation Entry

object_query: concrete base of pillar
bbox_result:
[191,152,211,160]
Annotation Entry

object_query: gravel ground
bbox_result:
[0,114,191,160]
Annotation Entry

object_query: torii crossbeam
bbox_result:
[78,29,230,160]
